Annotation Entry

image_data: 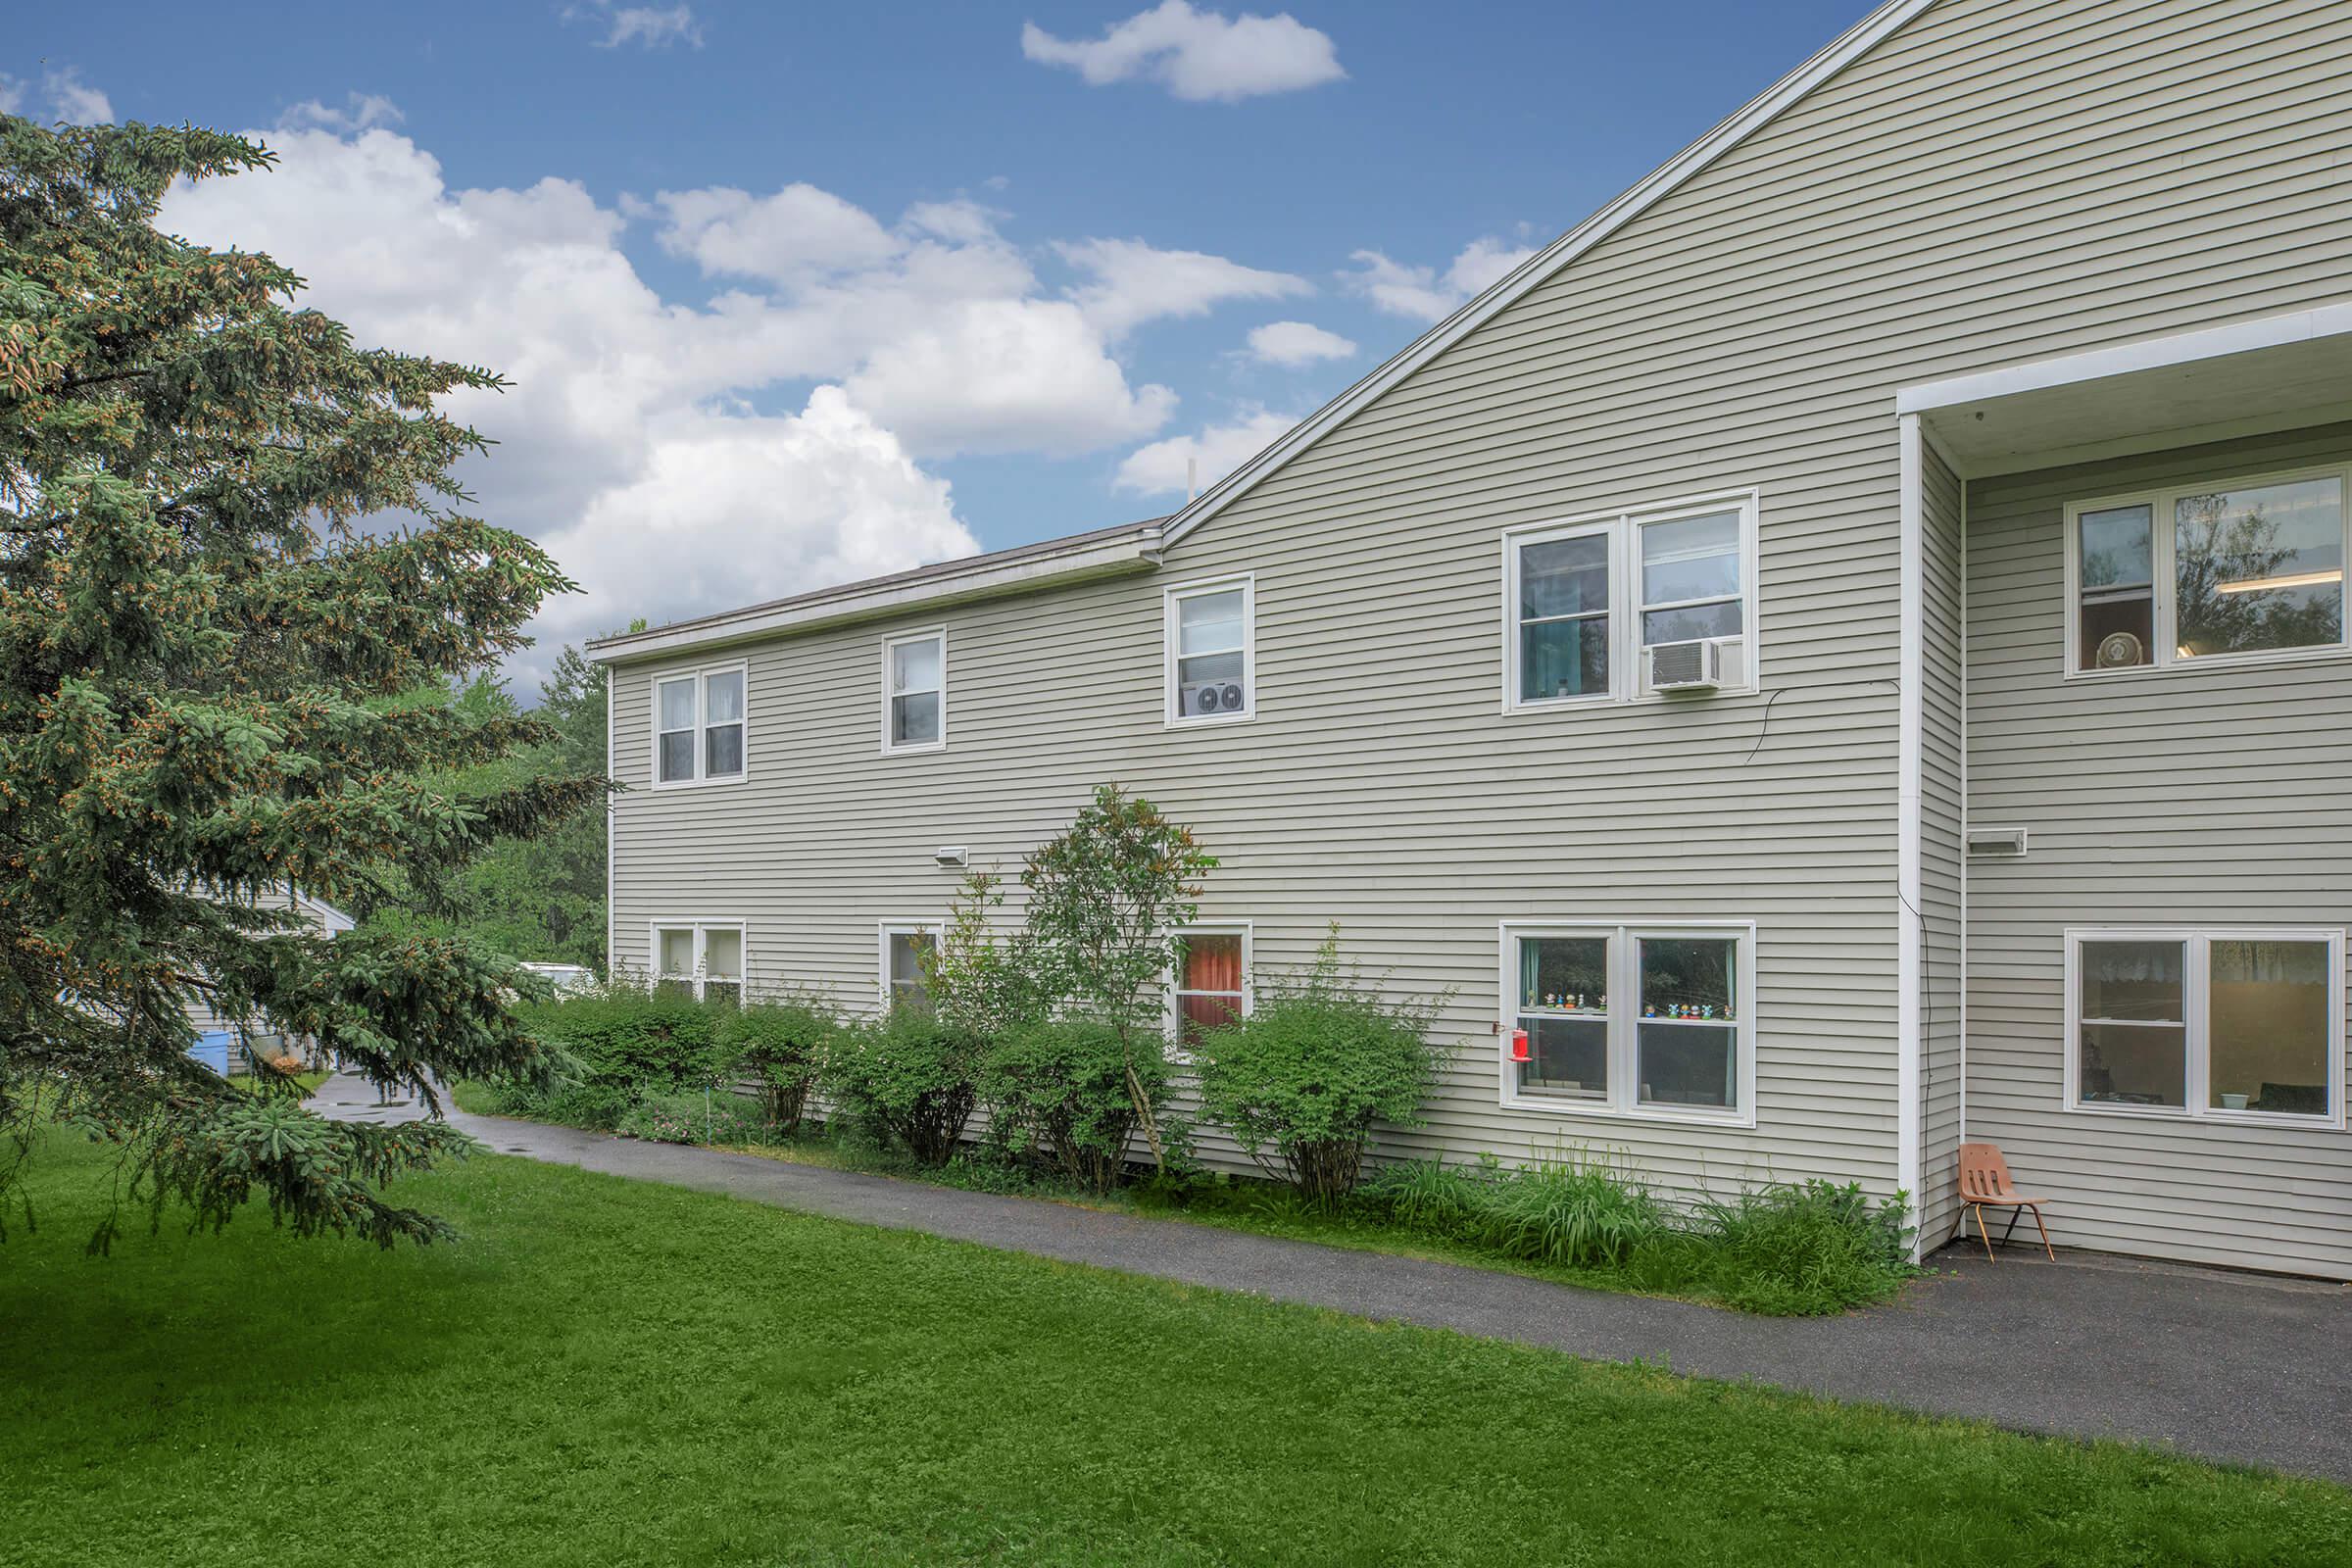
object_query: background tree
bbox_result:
[1020,784,1214,1165]
[0,117,604,1247]
[362,642,612,970]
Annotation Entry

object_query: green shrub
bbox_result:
[1686,1180,1916,1316]
[980,1018,1161,1195]
[613,1089,770,1147]
[823,1009,984,1165]
[717,997,835,1134]
[520,990,728,1097]
[1191,935,1444,1202]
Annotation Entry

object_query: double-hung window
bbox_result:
[880,922,941,1013]
[1502,922,1755,1122]
[882,630,947,753]
[654,665,747,786]
[2066,465,2350,674]
[653,922,744,1005]
[1505,494,1756,709]
[1170,925,1250,1048]
[2067,928,2343,1124]
[1165,577,1254,724]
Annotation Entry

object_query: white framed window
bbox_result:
[1498,921,1756,1125]
[879,920,943,1013]
[651,921,745,1005]
[2064,462,2350,676]
[1169,923,1251,1048]
[881,629,947,753]
[652,663,748,787]
[2065,927,2343,1126]
[1503,492,1757,710]
[1164,575,1254,725]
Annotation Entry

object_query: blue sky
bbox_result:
[10,0,1875,680]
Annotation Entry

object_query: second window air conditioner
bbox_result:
[1646,638,1729,693]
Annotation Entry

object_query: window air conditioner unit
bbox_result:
[1647,638,1726,693]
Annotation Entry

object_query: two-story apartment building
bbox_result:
[590,0,2352,1279]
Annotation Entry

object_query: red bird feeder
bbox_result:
[1509,1028,1532,1063]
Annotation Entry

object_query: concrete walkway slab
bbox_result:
[315,1072,2352,1483]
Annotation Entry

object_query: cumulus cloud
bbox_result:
[565,2,704,50]
[1056,237,1308,337]
[1242,319,1355,367]
[1114,408,1296,497]
[1,67,113,124]
[1022,2,1344,102]
[1344,235,1537,321]
[653,182,904,284]
[159,124,975,682]
[279,92,405,133]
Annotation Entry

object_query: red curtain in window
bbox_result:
[1183,934,1243,993]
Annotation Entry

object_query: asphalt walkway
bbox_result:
[316,1071,2352,1482]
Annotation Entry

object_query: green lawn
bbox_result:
[3,1131,2344,1567]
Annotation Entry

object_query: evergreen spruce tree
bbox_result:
[0,117,604,1247]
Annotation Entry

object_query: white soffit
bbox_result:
[1156,0,1940,548]
[1901,304,2352,475]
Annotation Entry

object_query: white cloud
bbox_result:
[280,93,405,133]
[1022,2,1344,103]
[1114,408,1295,497]
[1242,319,1355,367]
[565,2,704,50]
[1344,235,1537,321]
[2,67,113,124]
[1056,237,1308,337]
[159,124,976,682]
[654,183,903,285]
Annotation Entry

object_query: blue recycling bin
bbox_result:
[188,1029,237,1075]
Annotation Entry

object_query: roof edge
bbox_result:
[1156,0,1939,550]
[587,523,1164,664]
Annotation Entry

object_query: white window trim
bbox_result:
[649,919,747,1002]
[2062,925,2345,1129]
[650,662,750,789]
[880,627,949,756]
[2061,459,2352,682]
[878,918,945,1013]
[1500,489,1761,713]
[1163,574,1257,728]
[1496,919,1758,1127]
[1166,921,1254,1044]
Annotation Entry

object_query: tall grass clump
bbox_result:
[1358,1152,1666,1269]
[1685,1180,1914,1315]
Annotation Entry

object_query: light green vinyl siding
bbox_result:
[1965,420,2352,1279]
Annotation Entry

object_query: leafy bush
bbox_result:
[1191,935,1444,1202]
[717,997,835,1135]
[1685,1180,1915,1315]
[823,1009,984,1165]
[520,990,727,1097]
[980,1019,1162,1195]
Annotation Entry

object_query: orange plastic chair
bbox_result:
[1950,1142,2054,1261]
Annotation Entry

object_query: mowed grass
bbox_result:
[2,1132,2345,1568]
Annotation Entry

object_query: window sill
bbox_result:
[1500,683,1761,716]
[881,742,948,758]
[1501,1092,1757,1131]
[649,772,751,792]
[1165,710,1257,730]
[2061,642,2352,684]
[2064,1101,2343,1132]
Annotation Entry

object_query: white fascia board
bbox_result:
[587,532,1161,665]
[1156,0,1938,551]
[1895,302,2352,414]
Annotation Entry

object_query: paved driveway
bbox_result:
[315,1072,2352,1482]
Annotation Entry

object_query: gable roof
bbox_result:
[1156,0,1938,549]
